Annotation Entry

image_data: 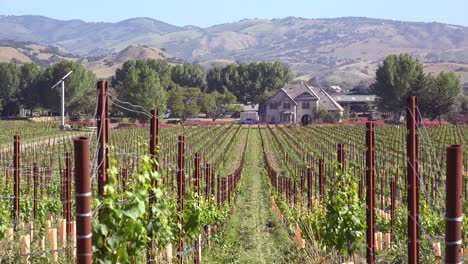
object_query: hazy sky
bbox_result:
[1,0,467,27]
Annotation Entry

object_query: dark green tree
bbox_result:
[171,64,206,89]
[258,61,294,96]
[370,54,424,114]
[167,88,202,122]
[0,62,21,114]
[206,61,293,103]
[114,61,166,121]
[206,66,224,93]
[115,59,176,91]
[145,59,177,90]
[455,94,468,113]
[199,93,216,118]
[422,72,462,121]
[19,63,43,114]
[199,91,237,120]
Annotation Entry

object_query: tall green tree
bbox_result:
[142,59,177,90]
[115,59,178,91]
[37,60,96,114]
[200,91,237,120]
[206,66,224,93]
[422,72,462,121]
[370,54,424,114]
[206,61,293,103]
[167,88,202,122]
[199,93,216,118]
[19,63,43,114]
[171,64,206,89]
[0,62,21,114]
[114,61,166,121]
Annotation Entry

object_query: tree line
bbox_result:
[0,59,292,121]
[112,59,293,121]
[0,54,465,122]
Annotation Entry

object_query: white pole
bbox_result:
[61,81,65,129]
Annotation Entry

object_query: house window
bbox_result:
[302,102,310,109]
[270,116,275,123]
[283,102,291,109]
[269,102,278,109]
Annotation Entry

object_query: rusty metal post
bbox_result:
[194,152,201,264]
[211,169,215,196]
[391,175,396,239]
[445,145,463,263]
[299,167,307,206]
[27,162,31,190]
[222,177,227,205]
[150,109,159,160]
[293,181,297,206]
[97,81,108,196]
[148,109,159,262]
[205,163,211,198]
[74,137,92,264]
[33,163,38,220]
[407,96,419,264]
[13,135,20,229]
[319,159,325,200]
[217,176,221,206]
[105,89,109,170]
[177,136,185,264]
[307,167,313,209]
[366,122,375,264]
[121,169,128,192]
[380,175,385,210]
[65,152,72,235]
[194,153,201,196]
[337,143,344,173]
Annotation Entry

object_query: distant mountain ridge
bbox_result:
[1,15,468,86]
[0,15,187,56]
[0,40,176,78]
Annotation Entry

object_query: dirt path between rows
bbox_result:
[203,129,298,264]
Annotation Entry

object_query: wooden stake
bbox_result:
[48,228,58,261]
[385,233,391,249]
[29,221,34,243]
[375,232,383,251]
[378,232,383,251]
[46,219,51,233]
[432,242,441,257]
[294,224,305,250]
[40,237,46,257]
[20,234,30,263]
[58,219,66,246]
[164,243,173,264]
[207,225,211,247]
[70,221,76,257]
[6,227,14,242]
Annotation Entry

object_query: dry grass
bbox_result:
[0,47,32,63]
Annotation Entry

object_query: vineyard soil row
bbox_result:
[203,129,299,264]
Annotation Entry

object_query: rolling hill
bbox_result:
[84,45,173,78]
[0,41,176,79]
[1,15,468,86]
